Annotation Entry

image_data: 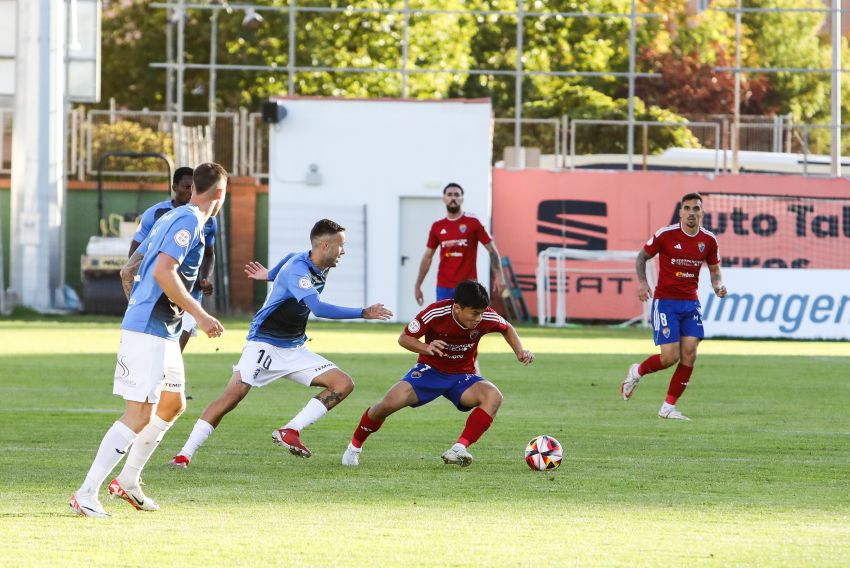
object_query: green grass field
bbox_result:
[1,318,849,567]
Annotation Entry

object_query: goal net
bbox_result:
[536,248,657,327]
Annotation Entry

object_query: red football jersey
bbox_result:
[404,299,508,374]
[644,223,721,300]
[426,214,492,288]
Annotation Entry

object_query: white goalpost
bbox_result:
[536,247,657,327]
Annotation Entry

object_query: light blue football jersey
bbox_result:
[246,251,327,348]
[123,205,207,340]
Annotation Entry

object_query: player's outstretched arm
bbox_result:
[635,249,654,302]
[244,261,269,281]
[153,252,224,338]
[302,295,392,320]
[398,332,446,357]
[708,263,727,297]
[501,323,534,366]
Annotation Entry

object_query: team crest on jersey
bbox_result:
[662,327,670,339]
[459,224,467,234]
[411,370,422,379]
[174,229,192,247]
[298,277,313,289]
[469,329,479,340]
[407,319,421,333]
[698,242,706,252]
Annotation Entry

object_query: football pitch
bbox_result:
[1,318,849,567]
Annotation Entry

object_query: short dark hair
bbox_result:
[443,183,464,195]
[681,192,703,205]
[173,166,194,185]
[453,280,489,309]
[193,162,228,194]
[310,219,345,241]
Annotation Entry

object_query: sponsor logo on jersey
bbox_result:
[440,228,447,234]
[459,224,467,233]
[674,243,682,249]
[646,236,654,246]
[698,242,706,252]
[675,271,696,278]
[174,229,192,247]
[441,238,469,248]
[313,363,334,373]
[407,319,421,333]
[299,277,313,289]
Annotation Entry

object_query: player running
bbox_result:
[620,192,728,420]
[169,219,392,467]
[341,280,533,468]
[69,162,228,517]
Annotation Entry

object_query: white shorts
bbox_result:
[113,330,185,403]
[182,311,198,337]
[235,340,337,388]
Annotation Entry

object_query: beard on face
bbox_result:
[446,202,461,214]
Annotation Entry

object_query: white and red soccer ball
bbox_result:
[524,435,563,471]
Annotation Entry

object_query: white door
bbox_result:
[398,197,446,321]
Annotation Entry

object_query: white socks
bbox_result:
[117,415,173,487]
[179,419,215,459]
[78,421,136,496]
[284,398,328,432]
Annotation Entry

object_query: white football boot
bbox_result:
[441,443,474,467]
[108,478,160,511]
[341,443,361,467]
[658,403,690,421]
[69,493,110,518]
[620,363,641,400]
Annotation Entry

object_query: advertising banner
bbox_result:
[698,268,850,340]
[492,169,850,323]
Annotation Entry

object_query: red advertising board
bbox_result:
[492,170,850,320]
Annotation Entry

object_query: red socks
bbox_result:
[351,408,384,448]
[638,354,664,376]
[665,364,693,405]
[457,407,494,447]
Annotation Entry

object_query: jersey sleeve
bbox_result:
[707,238,721,265]
[475,218,492,246]
[152,215,200,264]
[643,231,662,257]
[204,217,217,248]
[426,223,439,249]
[133,208,157,243]
[403,309,429,339]
[285,263,320,302]
[480,307,508,333]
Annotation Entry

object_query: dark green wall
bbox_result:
[254,192,269,306]
[1,188,9,290]
[65,188,169,292]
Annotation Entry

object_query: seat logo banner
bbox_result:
[698,268,850,339]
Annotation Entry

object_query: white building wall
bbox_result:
[267,97,493,320]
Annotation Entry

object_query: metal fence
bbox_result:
[0,106,849,180]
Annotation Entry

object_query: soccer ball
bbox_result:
[524,435,563,471]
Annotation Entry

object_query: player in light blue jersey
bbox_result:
[122,166,218,352]
[170,219,393,468]
[70,162,228,518]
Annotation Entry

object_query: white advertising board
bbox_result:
[698,268,850,340]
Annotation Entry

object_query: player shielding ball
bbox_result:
[169,219,392,468]
[342,280,533,467]
[620,192,727,420]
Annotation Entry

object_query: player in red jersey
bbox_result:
[342,280,534,467]
[620,192,728,420]
[414,183,505,305]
